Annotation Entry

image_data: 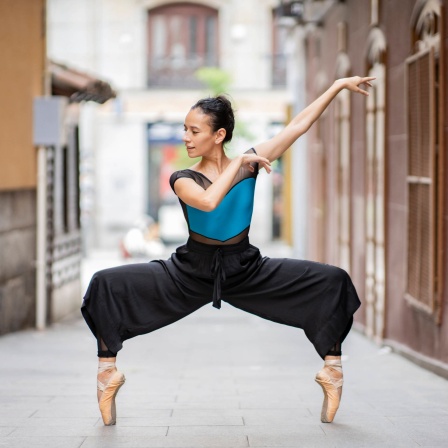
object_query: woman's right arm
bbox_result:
[173,153,271,212]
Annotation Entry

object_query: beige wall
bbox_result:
[0,0,46,191]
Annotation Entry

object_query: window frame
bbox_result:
[404,48,436,314]
[146,3,219,88]
[404,1,444,324]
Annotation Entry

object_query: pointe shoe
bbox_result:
[97,362,126,426]
[315,359,343,423]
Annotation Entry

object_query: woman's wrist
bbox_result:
[236,154,244,167]
[333,78,347,91]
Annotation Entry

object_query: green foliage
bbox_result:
[194,67,254,151]
[234,120,254,142]
[195,67,232,96]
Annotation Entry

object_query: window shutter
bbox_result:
[405,47,436,312]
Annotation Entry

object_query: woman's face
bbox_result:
[183,108,219,158]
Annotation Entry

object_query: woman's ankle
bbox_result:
[99,357,117,363]
[322,356,343,379]
[324,355,341,362]
[98,358,117,382]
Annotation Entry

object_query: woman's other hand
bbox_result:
[336,76,375,96]
[240,153,272,173]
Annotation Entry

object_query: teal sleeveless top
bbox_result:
[169,149,258,245]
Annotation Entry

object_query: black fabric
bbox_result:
[97,334,117,358]
[326,340,342,357]
[82,237,361,360]
[98,349,117,358]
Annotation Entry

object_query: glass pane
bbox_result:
[205,16,216,65]
[407,182,432,307]
[189,16,197,57]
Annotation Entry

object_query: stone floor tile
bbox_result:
[248,434,330,447]
[9,425,167,438]
[0,437,85,448]
[167,423,323,437]
[0,409,37,418]
[94,415,245,427]
[0,417,100,427]
[242,410,313,426]
[80,435,249,447]
[0,428,15,437]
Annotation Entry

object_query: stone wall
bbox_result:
[0,189,36,334]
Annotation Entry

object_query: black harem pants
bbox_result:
[81,237,361,359]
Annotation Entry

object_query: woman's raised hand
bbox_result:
[336,76,375,96]
[240,153,272,173]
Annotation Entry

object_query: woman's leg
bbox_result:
[82,260,212,425]
[96,336,118,400]
[95,335,124,426]
[223,254,360,423]
[315,342,343,423]
[96,355,125,426]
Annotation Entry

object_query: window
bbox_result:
[405,0,443,322]
[147,3,219,88]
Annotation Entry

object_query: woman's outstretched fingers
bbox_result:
[343,76,375,96]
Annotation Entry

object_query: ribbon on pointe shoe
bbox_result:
[315,359,343,423]
[97,361,116,392]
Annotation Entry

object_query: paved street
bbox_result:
[1,245,448,447]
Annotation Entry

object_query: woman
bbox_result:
[82,76,373,426]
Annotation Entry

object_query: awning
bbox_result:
[50,61,116,104]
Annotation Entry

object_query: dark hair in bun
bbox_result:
[191,95,235,143]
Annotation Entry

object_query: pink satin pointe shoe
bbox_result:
[97,362,126,426]
[315,359,343,423]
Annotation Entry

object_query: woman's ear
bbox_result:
[215,128,226,144]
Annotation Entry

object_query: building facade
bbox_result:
[0,0,116,335]
[298,0,447,374]
[0,0,47,334]
[47,0,289,250]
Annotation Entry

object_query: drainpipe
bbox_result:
[36,145,47,330]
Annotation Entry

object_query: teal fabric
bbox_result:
[186,178,255,242]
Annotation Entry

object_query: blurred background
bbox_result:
[1,0,448,378]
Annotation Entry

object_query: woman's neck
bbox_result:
[193,150,231,177]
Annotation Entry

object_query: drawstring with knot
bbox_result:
[210,248,226,309]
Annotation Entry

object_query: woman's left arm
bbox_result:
[255,76,375,162]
